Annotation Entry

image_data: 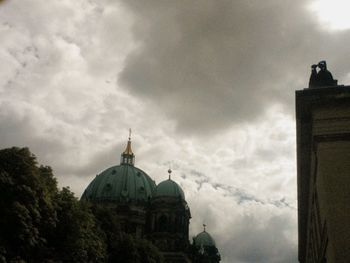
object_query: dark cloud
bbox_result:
[119,0,350,134]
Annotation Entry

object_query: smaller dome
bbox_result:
[155,179,185,200]
[194,231,216,247]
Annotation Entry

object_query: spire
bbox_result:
[120,129,135,165]
[123,129,133,155]
[203,224,206,232]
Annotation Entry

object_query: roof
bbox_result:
[155,179,185,200]
[194,231,216,247]
[81,164,156,203]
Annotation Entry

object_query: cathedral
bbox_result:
[81,135,220,262]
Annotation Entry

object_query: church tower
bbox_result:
[148,169,192,262]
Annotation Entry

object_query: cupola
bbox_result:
[192,225,221,262]
[154,169,185,200]
[120,129,135,165]
[194,225,217,247]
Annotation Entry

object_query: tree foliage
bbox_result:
[0,147,58,262]
[0,147,163,263]
[50,187,107,262]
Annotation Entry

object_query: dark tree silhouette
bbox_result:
[0,148,106,262]
[0,147,163,263]
[0,147,58,262]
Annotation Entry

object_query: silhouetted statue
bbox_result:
[309,60,337,88]
[309,64,318,88]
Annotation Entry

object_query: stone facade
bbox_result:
[296,86,350,263]
[148,196,191,252]
[147,194,192,262]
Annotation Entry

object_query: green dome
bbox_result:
[194,231,216,247]
[81,164,156,203]
[155,179,185,200]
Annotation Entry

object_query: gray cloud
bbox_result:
[186,178,297,263]
[119,0,350,134]
[224,214,297,263]
[2,0,348,262]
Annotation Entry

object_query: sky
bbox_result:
[1,0,350,262]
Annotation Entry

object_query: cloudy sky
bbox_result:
[1,0,350,262]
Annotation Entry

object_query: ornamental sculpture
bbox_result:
[309,60,338,88]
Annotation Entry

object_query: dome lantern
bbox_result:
[120,129,135,166]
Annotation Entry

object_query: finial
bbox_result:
[128,128,132,141]
[203,224,206,232]
[168,168,172,180]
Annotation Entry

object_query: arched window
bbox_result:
[159,215,168,232]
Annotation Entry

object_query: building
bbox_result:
[191,227,221,263]
[81,135,220,262]
[296,85,350,262]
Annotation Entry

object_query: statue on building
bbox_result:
[309,60,337,88]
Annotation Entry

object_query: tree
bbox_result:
[0,147,57,262]
[0,147,106,262]
[50,187,106,262]
[0,147,163,262]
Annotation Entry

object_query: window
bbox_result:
[159,215,168,232]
